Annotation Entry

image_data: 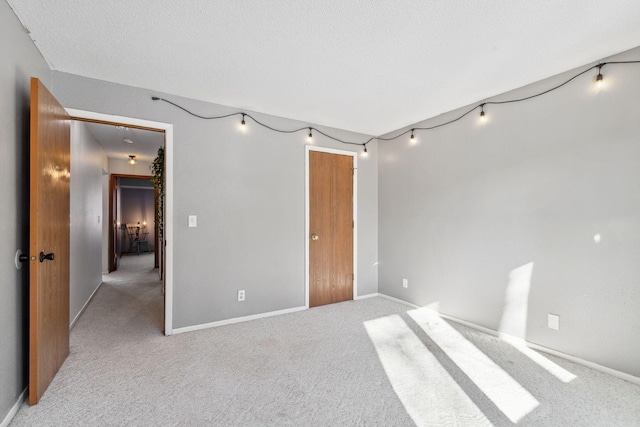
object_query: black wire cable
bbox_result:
[151,97,241,120]
[152,96,370,147]
[151,60,640,148]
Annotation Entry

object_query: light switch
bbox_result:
[188,215,197,228]
[548,314,560,330]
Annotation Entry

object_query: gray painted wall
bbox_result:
[50,72,379,329]
[0,0,51,421]
[379,46,640,378]
[70,121,107,324]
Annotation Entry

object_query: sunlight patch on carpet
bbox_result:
[364,315,491,427]
[500,335,577,383]
[409,308,539,423]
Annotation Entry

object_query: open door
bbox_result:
[29,78,71,405]
[108,175,119,272]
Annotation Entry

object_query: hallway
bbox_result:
[11,253,163,425]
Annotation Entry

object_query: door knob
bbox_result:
[39,252,55,262]
[311,234,319,241]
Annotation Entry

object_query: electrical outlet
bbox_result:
[402,278,408,288]
[238,290,245,302]
[548,314,560,330]
[188,215,197,228]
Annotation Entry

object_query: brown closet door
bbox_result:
[309,151,354,307]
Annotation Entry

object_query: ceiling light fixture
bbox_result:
[128,155,137,165]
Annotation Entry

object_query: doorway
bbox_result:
[67,108,175,335]
[305,146,358,308]
[110,174,158,272]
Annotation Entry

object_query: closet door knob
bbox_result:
[39,252,55,262]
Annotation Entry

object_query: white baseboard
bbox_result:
[354,292,380,300]
[172,306,308,335]
[377,293,420,309]
[70,281,104,330]
[174,294,398,334]
[1,387,27,427]
[377,293,640,386]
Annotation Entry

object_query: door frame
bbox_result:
[305,145,358,308]
[66,108,175,335]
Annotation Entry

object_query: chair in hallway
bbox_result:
[135,232,151,254]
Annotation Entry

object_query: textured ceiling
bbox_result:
[84,122,163,162]
[8,1,640,135]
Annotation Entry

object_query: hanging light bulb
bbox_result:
[479,104,487,123]
[595,65,604,89]
[128,155,137,165]
[410,129,416,144]
[307,128,313,143]
[240,113,246,131]
[362,145,368,158]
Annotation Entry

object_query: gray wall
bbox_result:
[379,46,640,378]
[70,121,107,324]
[0,0,51,421]
[50,72,379,329]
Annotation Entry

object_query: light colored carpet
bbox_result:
[10,255,640,426]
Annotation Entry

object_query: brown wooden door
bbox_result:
[29,78,71,405]
[108,175,119,272]
[309,151,354,307]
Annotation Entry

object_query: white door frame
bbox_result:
[305,145,358,308]
[65,108,175,335]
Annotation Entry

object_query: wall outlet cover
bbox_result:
[402,278,408,288]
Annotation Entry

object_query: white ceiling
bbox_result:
[8,1,640,136]
[83,122,164,163]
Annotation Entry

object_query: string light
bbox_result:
[410,129,416,144]
[240,113,246,129]
[128,155,137,165]
[307,128,313,142]
[151,60,640,151]
[595,64,604,89]
[362,145,368,157]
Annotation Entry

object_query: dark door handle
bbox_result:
[39,252,55,262]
